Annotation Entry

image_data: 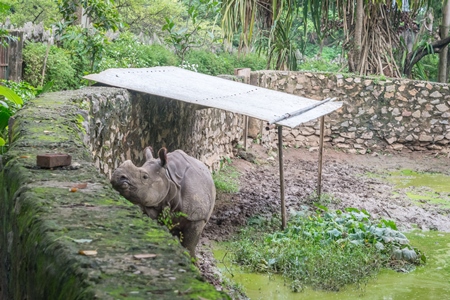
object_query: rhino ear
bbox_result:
[145,146,154,161]
[158,147,168,167]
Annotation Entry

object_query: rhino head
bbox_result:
[110,147,176,213]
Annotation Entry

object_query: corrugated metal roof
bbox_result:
[84,67,343,128]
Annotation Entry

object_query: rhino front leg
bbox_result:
[142,206,159,220]
[181,220,206,257]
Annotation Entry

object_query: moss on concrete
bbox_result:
[0,88,229,299]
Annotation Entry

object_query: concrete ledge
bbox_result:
[0,89,228,299]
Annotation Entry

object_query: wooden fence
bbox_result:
[0,30,23,82]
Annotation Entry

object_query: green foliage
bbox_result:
[411,54,439,81]
[183,50,232,75]
[0,79,51,147]
[158,206,187,241]
[57,0,123,32]
[162,0,221,61]
[0,84,22,146]
[298,45,344,72]
[115,0,183,36]
[2,0,60,26]
[231,207,425,292]
[98,32,179,70]
[22,42,80,91]
[0,79,52,102]
[56,0,124,72]
[303,44,341,60]
[58,25,110,72]
[213,164,239,193]
[256,3,299,70]
[0,1,19,46]
[297,57,343,72]
[184,49,267,75]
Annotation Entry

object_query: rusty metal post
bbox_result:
[317,116,325,199]
[278,125,287,230]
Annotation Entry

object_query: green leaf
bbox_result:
[0,137,5,146]
[402,248,417,262]
[37,81,54,96]
[0,105,12,131]
[327,228,341,238]
[0,85,23,106]
[381,219,398,230]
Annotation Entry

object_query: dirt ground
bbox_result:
[196,144,450,293]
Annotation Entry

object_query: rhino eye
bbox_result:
[143,174,149,180]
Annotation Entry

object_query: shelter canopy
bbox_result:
[84,67,343,128]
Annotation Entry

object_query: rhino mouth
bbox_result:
[111,175,135,195]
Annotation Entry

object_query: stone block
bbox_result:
[391,144,404,151]
[36,153,72,168]
[419,134,433,142]
[436,104,449,112]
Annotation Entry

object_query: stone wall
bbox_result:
[249,71,450,154]
[0,88,228,300]
[78,89,244,177]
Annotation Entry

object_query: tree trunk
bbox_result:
[353,0,364,74]
[404,36,450,77]
[438,0,450,82]
[348,0,364,74]
[75,5,90,27]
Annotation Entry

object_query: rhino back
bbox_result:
[167,150,215,222]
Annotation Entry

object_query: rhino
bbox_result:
[110,146,216,257]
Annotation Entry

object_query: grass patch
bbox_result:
[229,207,425,292]
[213,165,240,193]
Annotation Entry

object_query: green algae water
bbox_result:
[213,170,450,299]
[388,170,450,193]
[387,170,450,208]
[213,231,450,299]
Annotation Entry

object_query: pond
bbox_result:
[387,170,450,209]
[213,170,450,299]
[214,232,450,300]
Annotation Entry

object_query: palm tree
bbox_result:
[220,0,435,76]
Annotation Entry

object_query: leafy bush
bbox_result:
[0,85,22,147]
[234,52,268,71]
[0,80,36,102]
[141,44,179,67]
[184,50,233,75]
[98,32,179,71]
[22,42,81,91]
[297,58,343,72]
[184,50,267,75]
[0,80,52,149]
[231,207,425,292]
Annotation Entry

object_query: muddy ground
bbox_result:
[196,144,450,293]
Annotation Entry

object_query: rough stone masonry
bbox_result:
[250,71,450,154]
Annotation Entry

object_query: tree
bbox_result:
[56,0,124,72]
[221,0,298,70]
[162,0,221,61]
[115,0,183,38]
[438,0,450,82]
[0,0,60,26]
[0,1,18,46]
[219,0,433,76]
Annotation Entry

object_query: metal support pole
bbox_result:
[260,120,264,144]
[278,125,287,230]
[317,116,325,199]
[243,115,248,150]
